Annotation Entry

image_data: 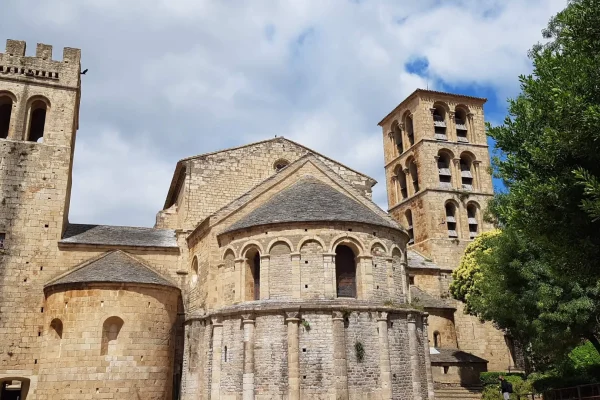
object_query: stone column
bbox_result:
[259,255,270,300]
[323,252,336,298]
[407,313,423,400]
[452,158,462,190]
[332,311,349,399]
[448,110,456,142]
[237,258,247,302]
[356,255,373,300]
[377,312,392,399]
[404,168,412,197]
[286,311,301,400]
[290,252,301,298]
[234,258,245,303]
[210,316,224,400]
[421,314,435,400]
[473,160,482,191]
[467,111,475,142]
[242,313,256,400]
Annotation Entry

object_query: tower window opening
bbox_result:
[0,96,13,139]
[392,122,403,155]
[397,169,408,200]
[433,331,441,348]
[445,203,458,238]
[406,209,414,245]
[467,204,479,238]
[437,153,452,189]
[455,108,469,142]
[335,245,357,298]
[432,106,447,141]
[245,249,261,301]
[460,157,474,190]
[27,100,48,143]
[404,113,414,147]
[408,160,419,193]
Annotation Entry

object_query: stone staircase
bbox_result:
[434,384,484,400]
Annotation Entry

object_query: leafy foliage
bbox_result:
[452,0,600,365]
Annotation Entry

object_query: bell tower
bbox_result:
[379,89,495,268]
[0,39,81,391]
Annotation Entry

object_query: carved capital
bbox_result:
[429,107,436,114]
[391,175,397,182]
[290,252,301,260]
[260,255,271,261]
[422,312,429,326]
[403,168,410,175]
[332,310,346,321]
[399,122,405,131]
[375,311,388,322]
[285,310,301,322]
[211,316,223,327]
[467,112,474,118]
[241,313,255,323]
[449,111,455,119]
[387,131,394,138]
[407,313,417,324]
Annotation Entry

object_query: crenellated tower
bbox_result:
[379,89,495,269]
[0,39,81,390]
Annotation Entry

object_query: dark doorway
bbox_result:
[245,249,261,301]
[0,99,12,139]
[335,245,356,298]
[2,381,22,400]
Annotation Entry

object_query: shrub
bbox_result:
[480,372,526,386]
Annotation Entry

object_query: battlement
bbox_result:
[0,39,81,87]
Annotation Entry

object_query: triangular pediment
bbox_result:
[188,154,403,240]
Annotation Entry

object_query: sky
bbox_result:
[0,0,567,228]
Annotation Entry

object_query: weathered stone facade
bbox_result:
[0,39,436,399]
[379,90,519,394]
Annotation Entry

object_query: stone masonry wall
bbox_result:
[345,311,381,399]
[254,314,288,398]
[298,312,334,399]
[388,313,414,400]
[36,285,179,400]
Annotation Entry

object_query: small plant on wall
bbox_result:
[354,341,365,363]
[301,319,311,332]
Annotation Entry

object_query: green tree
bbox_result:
[453,0,600,361]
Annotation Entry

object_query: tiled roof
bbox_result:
[224,176,401,233]
[430,348,488,364]
[60,223,178,248]
[410,286,455,310]
[45,251,177,288]
[407,250,443,270]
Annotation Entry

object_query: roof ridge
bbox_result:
[66,222,173,231]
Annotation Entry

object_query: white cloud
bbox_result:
[0,0,567,226]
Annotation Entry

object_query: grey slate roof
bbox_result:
[61,223,178,248]
[410,286,455,309]
[224,176,400,233]
[46,251,177,288]
[407,250,443,270]
[430,348,488,364]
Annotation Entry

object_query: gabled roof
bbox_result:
[430,348,488,364]
[410,286,455,310]
[60,224,178,249]
[45,250,178,289]
[163,136,377,209]
[223,175,400,234]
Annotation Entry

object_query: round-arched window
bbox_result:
[273,159,290,172]
[190,256,199,287]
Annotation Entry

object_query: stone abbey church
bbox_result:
[0,39,519,400]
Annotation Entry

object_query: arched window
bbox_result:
[437,152,452,189]
[50,318,63,339]
[404,112,414,147]
[27,100,48,143]
[455,107,469,142]
[245,248,261,301]
[460,155,474,190]
[391,121,403,155]
[396,167,408,200]
[432,104,447,141]
[0,95,13,139]
[467,203,479,238]
[445,202,458,238]
[273,159,289,172]
[335,245,357,298]
[101,316,124,356]
[408,160,419,193]
[190,256,199,287]
[406,210,414,245]
[433,331,441,348]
